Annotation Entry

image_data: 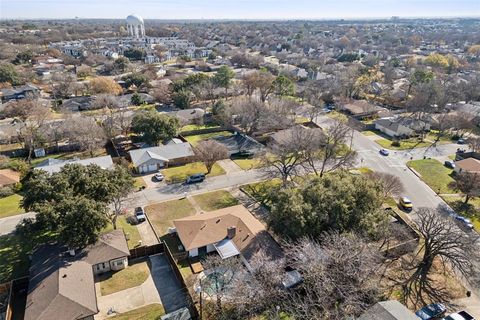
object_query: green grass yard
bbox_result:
[110,304,165,320]
[441,196,480,231]
[0,231,56,283]
[192,190,239,212]
[0,194,24,218]
[232,158,263,170]
[102,216,142,249]
[184,131,232,145]
[376,138,431,150]
[407,159,455,194]
[146,198,196,235]
[98,260,150,296]
[161,162,225,183]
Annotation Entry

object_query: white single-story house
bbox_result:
[35,155,114,174]
[128,142,195,174]
[375,118,431,138]
[173,205,283,263]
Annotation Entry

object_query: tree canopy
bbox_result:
[20,164,134,249]
[131,110,179,145]
[0,63,21,85]
[267,172,385,239]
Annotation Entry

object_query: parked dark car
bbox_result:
[135,207,146,223]
[457,138,466,144]
[444,160,455,169]
[415,303,446,320]
[444,311,475,320]
[186,173,205,184]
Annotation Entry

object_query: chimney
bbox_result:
[227,226,236,239]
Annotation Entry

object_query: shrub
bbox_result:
[391,140,401,147]
[0,186,14,198]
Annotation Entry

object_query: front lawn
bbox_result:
[161,162,225,183]
[407,159,455,194]
[0,194,25,218]
[376,138,431,150]
[184,131,232,145]
[240,179,282,205]
[110,304,165,320]
[441,196,480,231]
[103,216,142,249]
[0,231,56,283]
[326,111,348,123]
[192,190,239,211]
[362,130,378,136]
[134,177,148,190]
[98,259,150,296]
[375,132,452,151]
[233,158,263,170]
[146,198,195,235]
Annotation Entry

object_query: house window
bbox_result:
[116,261,123,266]
[102,262,106,269]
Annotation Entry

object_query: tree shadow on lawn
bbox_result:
[449,200,477,216]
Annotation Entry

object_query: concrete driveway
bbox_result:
[149,253,189,313]
[95,253,188,319]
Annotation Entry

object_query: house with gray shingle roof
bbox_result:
[25,230,130,320]
[128,142,195,173]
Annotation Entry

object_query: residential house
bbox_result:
[60,96,94,112]
[24,230,130,320]
[173,205,283,263]
[374,117,430,138]
[84,230,131,275]
[213,133,264,156]
[339,99,387,119]
[454,158,480,174]
[35,155,114,174]
[269,125,325,145]
[0,85,39,102]
[128,142,195,173]
[0,169,20,187]
[358,300,419,320]
[169,108,205,125]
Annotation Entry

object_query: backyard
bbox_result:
[407,159,455,194]
[183,131,232,145]
[0,194,24,218]
[161,162,225,183]
[0,231,56,283]
[160,234,193,280]
[146,198,195,235]
[192,190,239,211]
[109,304,165,320]
[180,123,221,132]
[97,259,151,296]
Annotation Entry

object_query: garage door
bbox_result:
[148,164,157,172]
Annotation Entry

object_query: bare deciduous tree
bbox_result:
[64,117,106,156]
[401,208,480,307]
[195,140,229,174]
[315,121,357,177]
[283,233,382,319]
[448,172,480,204]
[366,172,405,199]
[200,255,242,319]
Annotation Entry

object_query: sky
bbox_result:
[1,0,479,20]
